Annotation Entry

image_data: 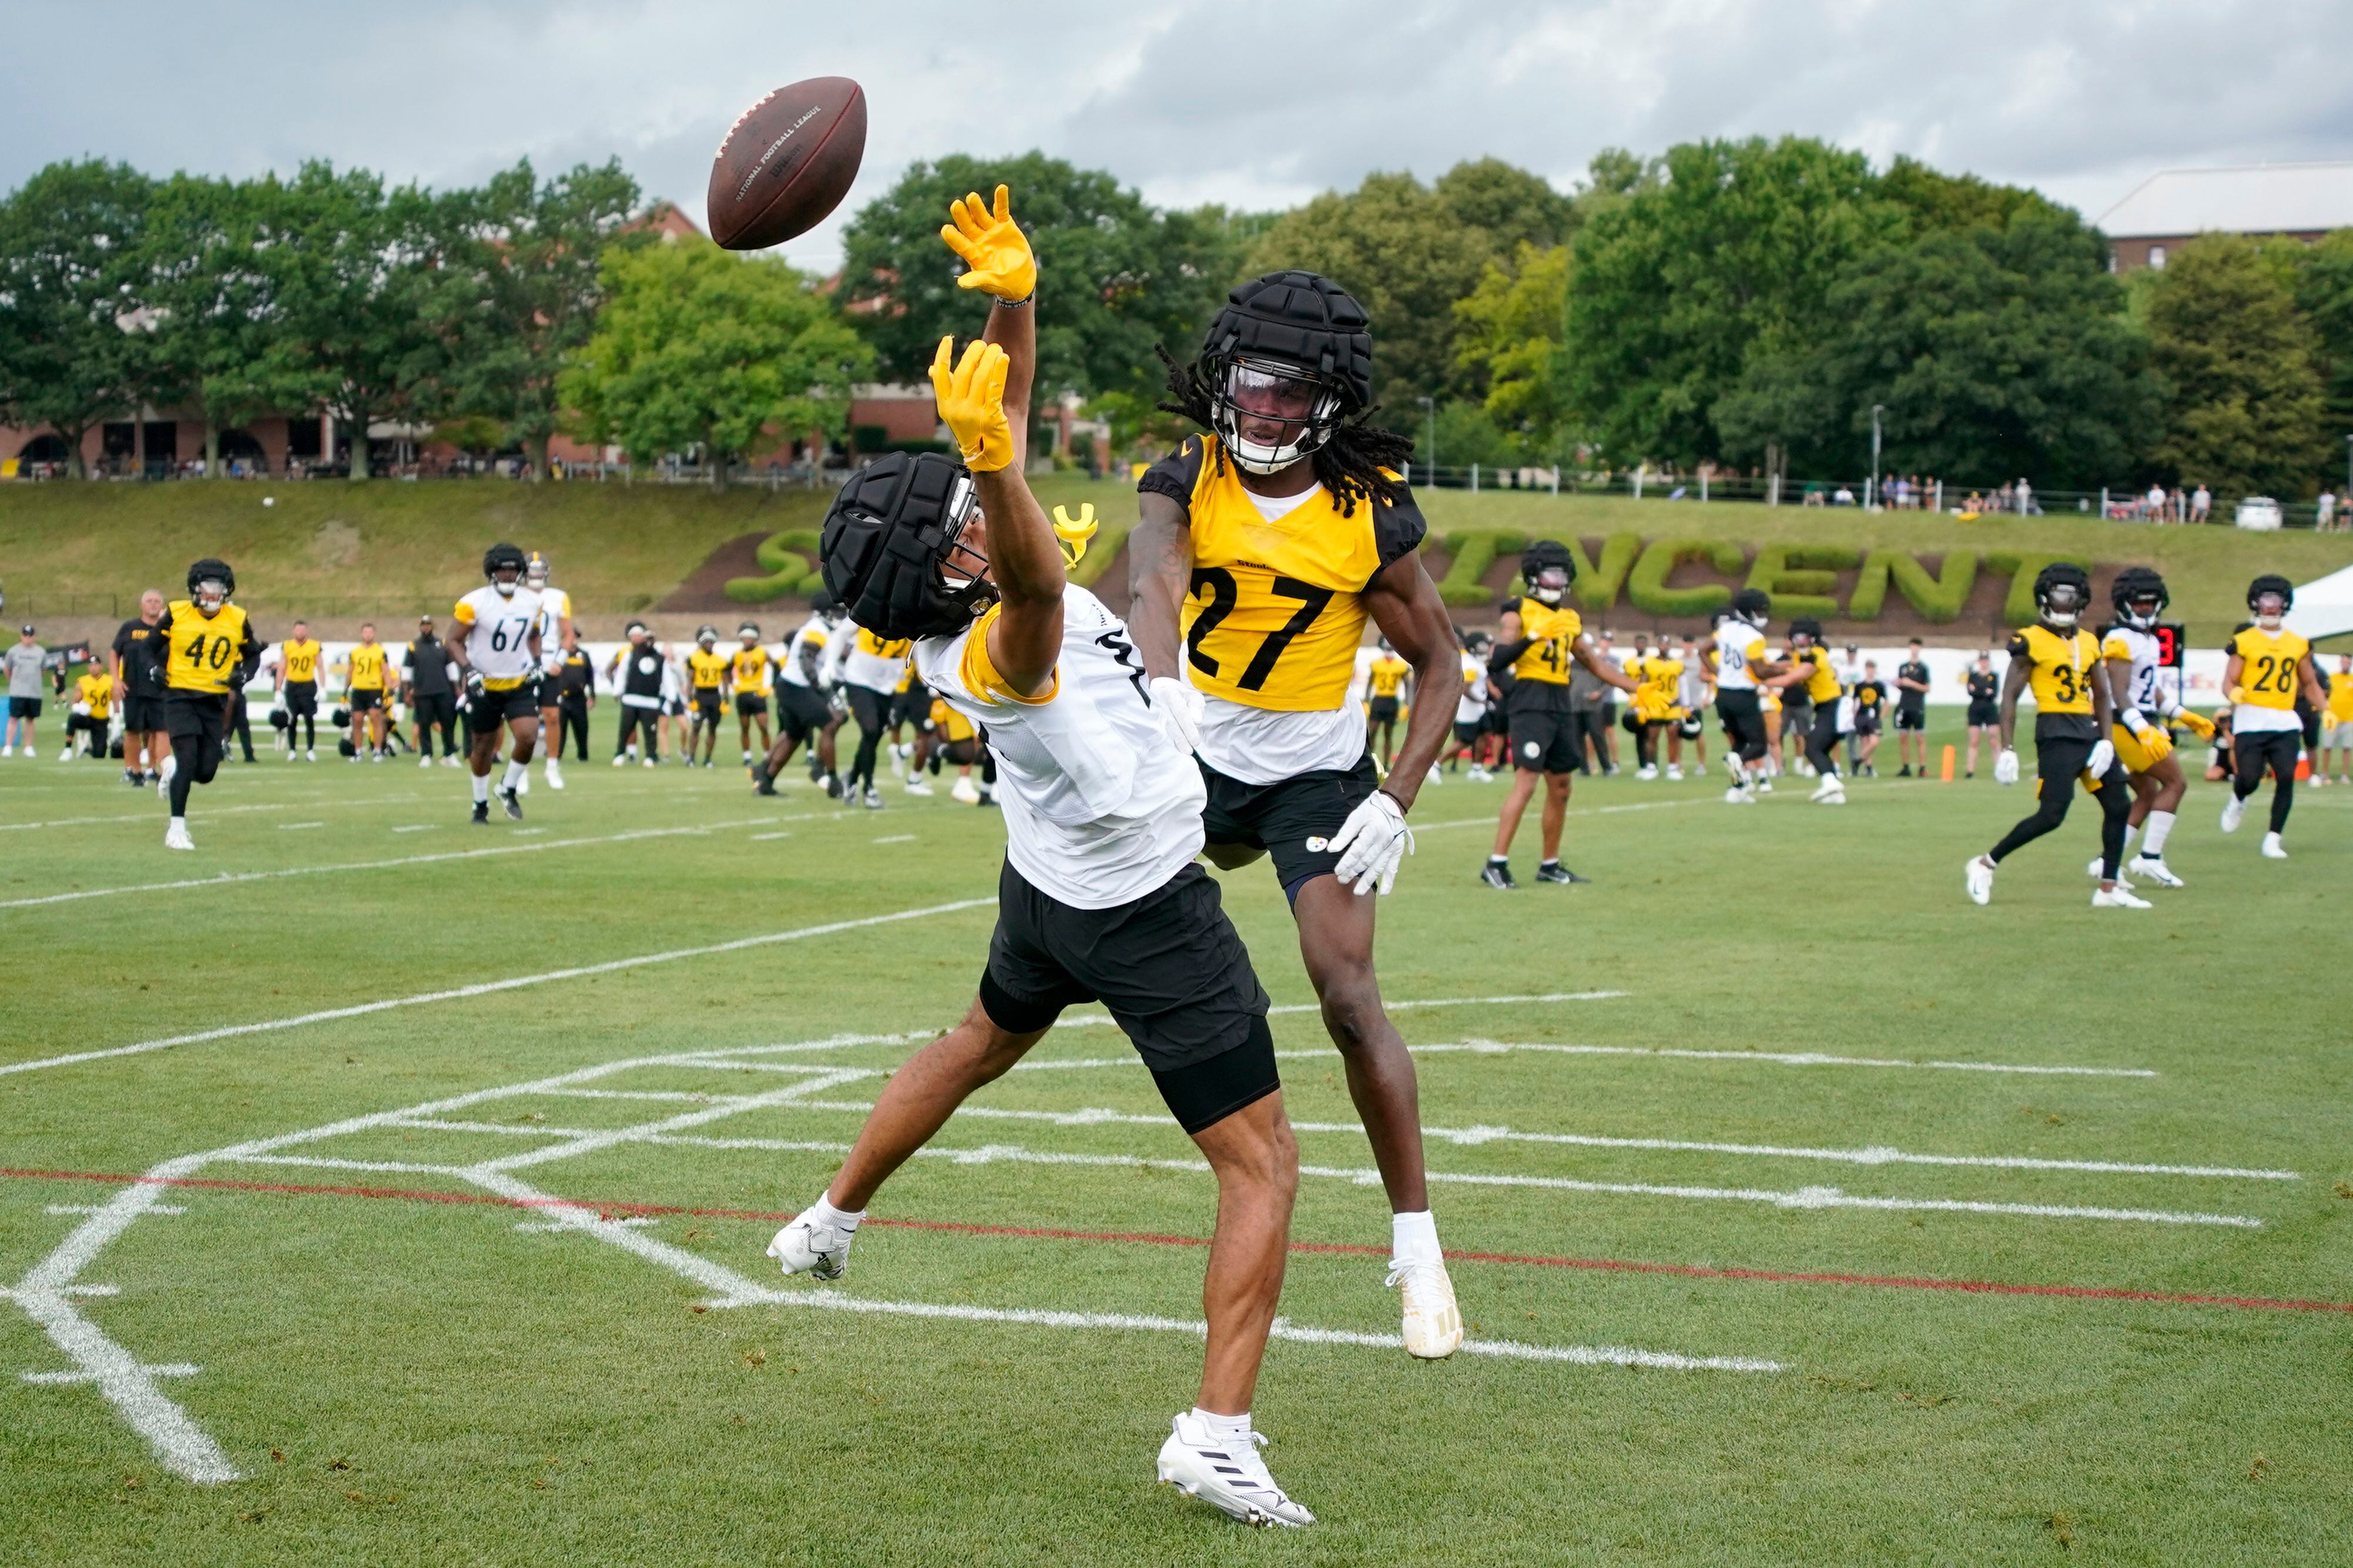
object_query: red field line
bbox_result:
[8,1164,2347,1316]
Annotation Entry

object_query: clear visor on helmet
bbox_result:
[194,579,229,614]
[2124,593,2163,628]
[2254,592,2287,622]
[1531,567,1569,603]
[938,472,987,589]
[491,565,520,596]
[1216,357,1338,475]
[2043,583,2083,622]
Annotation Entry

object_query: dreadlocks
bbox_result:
[1155,344,1416,518]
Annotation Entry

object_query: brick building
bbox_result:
[2100,161,2353,273]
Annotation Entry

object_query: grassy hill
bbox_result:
[4,475,2346,644]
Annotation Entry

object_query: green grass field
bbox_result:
[3,724,2349,1566]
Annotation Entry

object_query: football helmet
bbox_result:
[696,625,718,646]
[1789,616,1824,647]
[2111,566,2169,630]
[1729,587,1772,628]
[1197,271,1372,476]
[2033,562,2092,627]
[484,542,527,597]
[2247,573,2294,626]
[186,558,234,616]
[738,622,761,642]
[525,550,550,589]
[819,451,996,640]
[1520,540,1575,606]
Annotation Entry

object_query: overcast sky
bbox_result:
[6,0,2350,270]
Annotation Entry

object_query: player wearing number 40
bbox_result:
[151,558,264,851]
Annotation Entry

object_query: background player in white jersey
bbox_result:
[526,551,571,790]
[835,620,910,809]
[750,593,840,795]
[448,542,544,824]
[2093,568,2213,888]
[1695,589,1777,803]
[770,187,1310,1528]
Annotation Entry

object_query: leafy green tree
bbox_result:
[0,159,155,477]
[2290,228,2353,442]
[441,158,642,480]
[1879,156,2063,237]
[561,237,872,491]
[1454,241,1570,440]
[839,153,1236,402]
[1560,136,1900,466]
[140,173,297,476]
[2145,234,2329,498]
[1432,158,1577,252]
[1716,210,2154,485]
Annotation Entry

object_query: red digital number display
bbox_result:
[2155,623,2183,667]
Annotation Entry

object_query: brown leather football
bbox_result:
[706,76,867,250]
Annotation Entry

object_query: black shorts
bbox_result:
[2033,729,2129,793]
[348,688,383,713]
[1854,709,1882,736]
[163,691,227,742]
[1714,689,1766,752]
[735,693,769,718]
[1967,701,2000,727]
[413,691,457,727]
[979,860,1274,1129]
[891,681,933,730]
[282,681,319,718]
[1507,707,1578,774]
[120,692,163,731]
[1895,704,1926,733]
[1199,752,1378,895]
[1453,718,1483,746]
[692,690,723,720]
[1368,696,1400,724]
[6,697,39,720]
[776,682,830,742]
[1481,706,1510,738]
[468,682,539,732]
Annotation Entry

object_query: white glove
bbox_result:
[1148,676,1203,757]
[2085,738,2115,780]
[1328,789,1413,897]
[1993,747,2019,785]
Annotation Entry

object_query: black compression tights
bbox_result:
[1806,708,1843,778]
[296,714,314,748]
[1989,744,2129,875]
[167,731,222,815]
[2233,730,2300,834]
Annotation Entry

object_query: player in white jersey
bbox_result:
[2093,568,2214,888]
[767,187,1309,1529]
[525,551,572,790]
[1442,634,1492,780]
[1696,589,1778,803]
[750,592,843,795]
[835,623,910,809]
[448,542,544,824]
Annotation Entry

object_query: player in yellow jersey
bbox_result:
[1628,639,1684,780]
[1128,268,1470,1359]
[2218,574,2325,858]
[730,622,774,767]
[276,620,323,759]
[1778,619,1851,805]
[2321,653,2353,785]
[1965,565,2144,908]
[150,559,264,850]
[684,626,729,768]
[341,623,391,761]
[1363,639,1411,770]
[62,653,113,760]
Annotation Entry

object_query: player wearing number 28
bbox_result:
[1129,270,1469,1363]
[2218,574,2325,859]
[153,558,264,851]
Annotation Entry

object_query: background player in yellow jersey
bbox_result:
[1965,565,2146,908]
[340,623,391,761]
[685,626,729,768]
[1486,541,1640,882]
[1363,638,1410,771]
[275,619,323,760]
[1628,637,1684,780]
[150,558,263,850]
[2218,573,2325,858]
[1128,268,1469,1359]
[2321,653,2353,785]
[731,621,773,767]
[2093,568,2213,887]
[62,653,112,760]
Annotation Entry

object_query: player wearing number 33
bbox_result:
[1127,269,1469,1366]
[151,558,264,851]
[770,187,1316,1529]
[1965,563,2144,909]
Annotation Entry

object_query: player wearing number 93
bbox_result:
[151,558,263,851]
[771,186,1315,1529]
[448,543,544,825]
[1127,267,1470,1365]
[1966,563,2143,908]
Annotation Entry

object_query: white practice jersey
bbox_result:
[2099,624,2171,714]
[918,587,1204,909]
[777,616,833,689]
[1456,653,1488,723]
[1713,620,1764,690]
[534,585,572,671]
[841,629,908,694]
[451,586,545,687]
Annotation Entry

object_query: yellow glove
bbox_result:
[1051,503,1098,567]
[2175,709,2216,740]
[941,184,1036,303]
[930,336,1013,472]
[2137,724,2174,763]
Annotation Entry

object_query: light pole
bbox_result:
[1417,396,1436,486]
[1869,404,1883,511]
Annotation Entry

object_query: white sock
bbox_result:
[1391,1208,1442,1264]
[501,759,527,793]
[810,1194,863,1231]
[169,815,186,831]
[1191,1406,1252,1441]
[471,771,491,803]
[2140,810,2174,857]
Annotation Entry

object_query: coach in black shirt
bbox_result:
[404,616,459,764]
[1893,639,1932,777]
[110,588,168,785]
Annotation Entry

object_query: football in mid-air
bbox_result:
[706,76,867,250]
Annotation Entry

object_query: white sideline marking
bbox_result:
[1048,991,1630,1030]
[1443,1039,2158,1079]
[49,1203,183,1216]
[750,831,791,841]
[0,815,795,910]
[0,793,427,832]
[873,834,914,844]
[0,899,993,1076]
[391,824,438,833]
[25,1363,200,1385]
[515,1216,658,1233]
[276,821,324,831]
[784,1099,2291,1181]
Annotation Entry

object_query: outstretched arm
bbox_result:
[1362,552,1459,811]
[947,186,1036,472]
[934,336,1061,696]
[1127,494,1192,682]
[1573,636,1638,693]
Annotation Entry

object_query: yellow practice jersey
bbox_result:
[76,671,113,718]
[1793,644,1841,705]
[280,637,322,684]
[1144,432,1427,711]
[1367,653,1409,698]
[1635,655,1684,721]
[730,647,772,695]
[346,643,390,691]
[1506,597,1584,686]
[156,600,260,696]
[2328,673,2353,721]
[929,696,977,744]
[2007,624,2101,716]
[2227,624,2311,711]
[688,649,729,690]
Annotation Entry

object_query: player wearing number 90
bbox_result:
[1128,268,1470,1362]
[1966,563,2143,909]
[153,558,264,851]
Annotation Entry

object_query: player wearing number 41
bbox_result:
[2086,567,2213,889]
[2218,574,2325,858]
[151,559,263,850]
[1128,266,1471,1365]
[1966,563,2148,908]
[448,543,545,824]
[773,186,1315,1529]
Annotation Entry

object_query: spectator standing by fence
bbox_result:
[4,625,46,757]
[2191,485,2211,525]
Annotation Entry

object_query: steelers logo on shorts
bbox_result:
[1523,741,1541,760]
[1305,836,1330,852]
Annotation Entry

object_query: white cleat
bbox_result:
[1965,855,1995,906]
[2084,857,2134,891]
[1388,1257,1464,1359]
[1157,1413,1314,1528]
[2091,885,2153,908]
[1467,765,1491,783]
[420,755,433,768]
[765,1209,855,1281]
[1811,778,1846,805]
[59,746,74,761]
[614,754,629,767]
[164,821,195,852]
[950,777,981,804]
[545,759,565,791]
[2129,855,2186,888]
[2220,795,2244,833]
[306,748,317,761]
[903,779,934,797]
[1755,777,1773,794]
[1724,785,1755,805]
[1635,764,1657,780]
[2261,832,2288,859]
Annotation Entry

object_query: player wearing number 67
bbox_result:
[152,558,264,851]
[447,543,545,825]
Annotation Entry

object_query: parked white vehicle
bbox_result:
[2234,496,2283,530]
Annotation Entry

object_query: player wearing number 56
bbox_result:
[151,558,264,851]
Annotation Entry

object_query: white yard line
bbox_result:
[1048,991,1629,1030]
[0,793,427,831]
[872,834,914,844]
[1011,1038,2153,1079]
[0,899,992,1077]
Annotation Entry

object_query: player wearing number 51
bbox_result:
[1125,271,1472,1362]
[151,558,264,851]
